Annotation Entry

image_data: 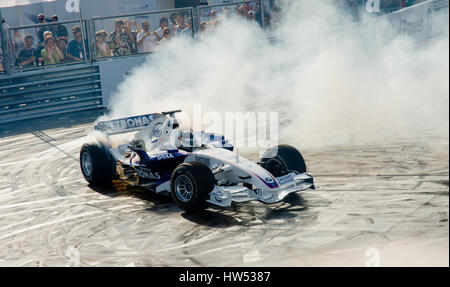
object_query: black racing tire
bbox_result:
[170,162,215,213]
[260,144,307,177]
[80,142,116,187]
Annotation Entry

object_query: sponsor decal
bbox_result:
[277,174,294,186]
[96,114,159,133]
[156,153,175,160]
[135,167,160,180]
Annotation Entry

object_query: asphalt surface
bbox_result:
[0,111,448,267]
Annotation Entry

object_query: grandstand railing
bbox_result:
[197,0,265,28]
[1,1,268,75]
[3,0,443,76]
[90,7,195,62]
[5,19,89,75]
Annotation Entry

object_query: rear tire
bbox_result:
[170,162,215,213]
[260,145,307,177]
[80,143,116,187]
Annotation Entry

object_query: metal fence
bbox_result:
[90,7,195,62]
[6,19,89,73]
[0,1,271,75]
[197,0,265,29]
[1,0,444,76]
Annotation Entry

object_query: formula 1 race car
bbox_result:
[80,110,315,212]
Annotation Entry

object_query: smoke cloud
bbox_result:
[102,0,449,150]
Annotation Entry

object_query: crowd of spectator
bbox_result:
[0,0,429,73]
[5,13,87,69]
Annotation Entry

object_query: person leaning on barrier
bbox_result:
[12,30,25,56]
[95,30,112,58]
[16,34,37,68]
[41,35,64,65]
[123,19,137,53]
[247,10,256,22]
[222,7,231,18]
[57,37,69,62]
[157,27,171,47]
[49,15,68,39]
[180,17,193,37]
[33,30,52,66]
[154,17,169,42]
[173,13,188,36]
[109,19,133,56]
[207,10,218,28]
[136,21,158,53]
[67,26,87,62]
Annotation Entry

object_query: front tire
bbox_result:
[170,162,215,212]
[80,143,116,187]
[260,145,307,177]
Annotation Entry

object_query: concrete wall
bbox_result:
[98,54,152,107]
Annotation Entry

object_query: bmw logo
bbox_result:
[265,177,274,183]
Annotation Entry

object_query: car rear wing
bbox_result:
[94,113,165,135]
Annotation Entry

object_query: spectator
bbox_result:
[170,12,178,29]
[136,21,158,53]
[154,17,169,41]
[49,15,68,39]
[16,34,37,68]
[208,10,218,28]
[56,37,69,62]
[132,20,142,34]
[12,29,25,55]
[158,27,171,47]
[37,14,51,43]
[93,31,109,58]
[199,22,209,39]
[180,17,193,37]
[173,13,189,36]
[247,10,256,22]
[238,6,247,17]
[222,7,231,18]
[67,26,87,61]
[41,35,64,65]
[109,19,133,56]
[35,30,54,66]
[123,19,137,53]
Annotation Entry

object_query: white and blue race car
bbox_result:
[80,110,315,212]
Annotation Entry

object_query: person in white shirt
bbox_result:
[173,13,189,36]
[136,21,158,53]
[154,17,169,42]
[180,17,193,37]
